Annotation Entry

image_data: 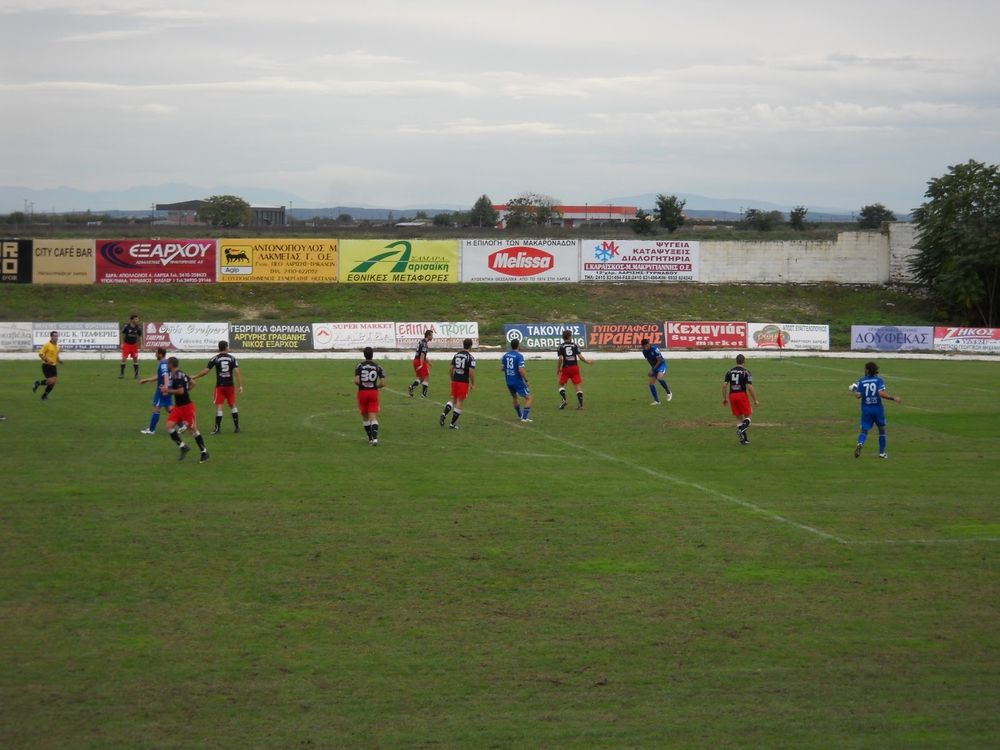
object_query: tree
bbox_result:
[631,208,655,235]
[857,203,896,229]
[654,194,686,233]
[504,192,561,229]
[196,195,251,228]
[432,212,453,227]
[469,194,499,228]
[336,213,354,224]
[742,208,784,231]
[6,211,26,225]
[911,159,1000,326]
[789,205,809,230]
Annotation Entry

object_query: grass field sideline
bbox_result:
[1,355,997,748]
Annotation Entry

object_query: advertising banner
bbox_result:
[461,239,579,282]
[851,325,934,352]
[31,322,119,350]
[933,326,1000,353]
[312,322,396,351]
[96,239,217,284]
[0,322,33,351]
[228,322,313,350]
[1,239,33,283]
[339,239,459,283]
[219,238,338,283]
[142,322,230,351]
[587,323,664,349]
[503,323,587,350]
[666,321,747,349]
[748,323,830,350]
[581,239,699,282]
[396,322,480,350]
[32,239,95,284]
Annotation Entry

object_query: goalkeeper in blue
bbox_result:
[851,361,902,459]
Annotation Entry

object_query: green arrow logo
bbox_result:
[350,240,412,273]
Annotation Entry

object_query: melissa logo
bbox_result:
[488,246,553,276]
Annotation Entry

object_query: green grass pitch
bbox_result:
[1,356,998,748]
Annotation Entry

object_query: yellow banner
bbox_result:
[339,239,459,283]
[218,238,338,283]
[32,239,95,284]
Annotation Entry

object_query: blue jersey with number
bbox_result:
[856,375,886,410]
[501,350,526,385]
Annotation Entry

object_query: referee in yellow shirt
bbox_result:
[33,330,63,401]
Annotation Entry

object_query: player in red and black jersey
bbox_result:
[556,329,590,410]
[439,338,476,429]
[408,330,433,398]
[355,346,386,446]
[162,357,209,462]
[192,340,243,434]
[119,314,141,379]
[723,353,760,445]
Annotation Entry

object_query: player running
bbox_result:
[440,338,475,429]
[138,347,172,434]
[191,341,243,434]
[641,338,673,405]
[355,346,386,446]
[501,338,533,422]
[408,329,433,398]
[722,354,760,445]
[33,330,62,401]
[119,313,141,379]
[162,357,209,463]
[556,329,590,410]
[851,361,901,459]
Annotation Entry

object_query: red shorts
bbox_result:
[357,389,380,414]
[121,343,139,359]
[214,385,237,407]
[451,381,470,401]
[413,358,430,379]
[169,402,196,426]
[559,364,582,386]
[729,392,752,417]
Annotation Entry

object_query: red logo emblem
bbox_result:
[487,246,554,276]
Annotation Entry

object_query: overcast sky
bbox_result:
[1,0,998,211]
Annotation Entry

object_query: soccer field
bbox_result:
[2,356,998,748]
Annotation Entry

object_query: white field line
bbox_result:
[787,360,999,395]
[386,387,1000,547]
[387,388,848,544]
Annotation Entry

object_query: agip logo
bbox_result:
[221,244,253,276]
[487,246,554,276]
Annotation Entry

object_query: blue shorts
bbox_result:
[152,390,173,408]
[650,362,667,376]
[860,408,886,431]
[507,382,530,398]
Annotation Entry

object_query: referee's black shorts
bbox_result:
[41,364,58,378]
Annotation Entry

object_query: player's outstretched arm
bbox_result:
[191,367,210,380]
[879,388,900,404]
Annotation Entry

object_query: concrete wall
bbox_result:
[699,231,890,284]
[888,222,920,283]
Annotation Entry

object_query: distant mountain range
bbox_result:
[1,183,905,222]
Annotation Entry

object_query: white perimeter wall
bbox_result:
[696,224,918,284]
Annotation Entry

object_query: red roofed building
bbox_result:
[493,203,638,229]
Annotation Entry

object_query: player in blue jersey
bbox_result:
[851,361,901,459]
[501,338,533,422]
[138,347,173,434]
[641,338,673,405]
